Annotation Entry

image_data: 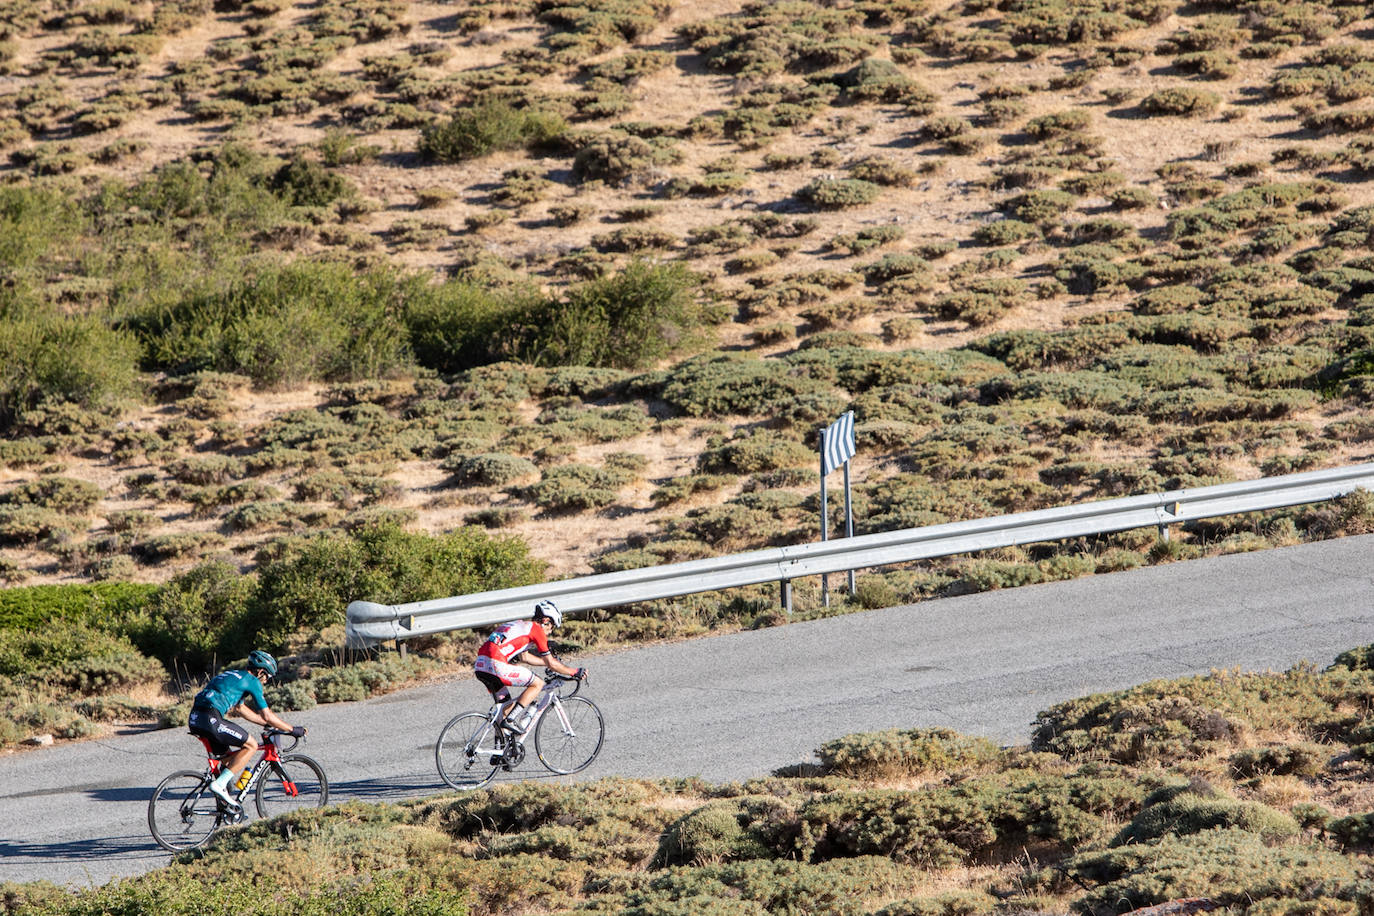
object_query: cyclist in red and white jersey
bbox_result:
[473,600,587,735]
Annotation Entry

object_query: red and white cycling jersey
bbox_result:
[477,619,550,664]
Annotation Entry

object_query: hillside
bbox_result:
[1,0,1372,585]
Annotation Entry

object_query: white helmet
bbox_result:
[534,600,562,628]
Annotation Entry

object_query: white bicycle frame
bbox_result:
[473,683,578,755]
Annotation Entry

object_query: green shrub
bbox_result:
[799,179,882,209]
[697,432,811,475]
[1061,829,1359,913]
[527,464,633,512]
[572,133,675,184]
[650,354,845,421]
[418,100,565,162]
[651,474,735,507]
[1141,87,1222,117]
[2,476,101,514]
[1025,109,1091,138]
[653,798,781,867]
[0,302,140,431]
[270,156,353,207]
[849,157,917,187]
[815,727,1001,779]
[1001,190,1077,225]
[1112,787,1299,845]
[972,219,1040,245]
[1030,664,1367,766]
[1228,743,1327,777]
[129,561,256,674]
[250,524,544,648]
[0,582,156,631]
[443,453,538,486]
[1330,644,1374,671]
[1110,186,1155,210]
[0,623,164,694]
[0,506,85,544]
[130,261,417,388]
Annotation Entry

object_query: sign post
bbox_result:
[819,411,856,607]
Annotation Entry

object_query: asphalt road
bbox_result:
[2,532,1371,888]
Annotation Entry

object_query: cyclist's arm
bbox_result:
[235,701,299,735]
[259,706,298,734]
[534,652,580,679]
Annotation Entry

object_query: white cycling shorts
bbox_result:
[474,655,536,689]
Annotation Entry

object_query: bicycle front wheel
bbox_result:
[148,770,221,852]
[255,755,328,820]
[436,712,500,790]
[535,696,605,775]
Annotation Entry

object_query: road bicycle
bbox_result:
[435,671,605,791]
[148,727,328,851]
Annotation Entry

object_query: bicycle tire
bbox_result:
[148,770,222,852]
[534,695,604,775]
[255,754,328,820]
[435,712,501,790]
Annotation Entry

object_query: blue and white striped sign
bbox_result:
[820,411,855,475]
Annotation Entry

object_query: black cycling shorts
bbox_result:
[187,706,250,756]
[474,670,510,701]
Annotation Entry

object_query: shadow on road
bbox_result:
[0,832,167,866]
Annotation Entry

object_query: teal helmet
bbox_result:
[247,650,278,678]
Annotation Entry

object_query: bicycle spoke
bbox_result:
[255,755,328,820]
[436,712,500,790]
[148,771,222,852]
[534,696,605,775]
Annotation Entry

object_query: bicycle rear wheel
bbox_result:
[148,770,222,852]
[535,696,604,775]
[436,712,501,790]
[255,755,328,820]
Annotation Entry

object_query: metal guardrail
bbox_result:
[346,462,1374,647]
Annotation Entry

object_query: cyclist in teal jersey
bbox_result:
[188,650,305,807]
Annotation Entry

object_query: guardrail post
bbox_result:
[780,580,792,614]
[1158,501,1180,542]
[397,640,407,660]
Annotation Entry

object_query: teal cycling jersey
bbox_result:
[194,669,268,717]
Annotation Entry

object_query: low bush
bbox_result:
[798,178,882,210]
[697,432,812,475]
[1141,87,1222,117]
[443,453,538,486]
[0,623,164,695]
[527,463,634,512]
[1031,664,1372,765]
[1112,786,1299,845]
[1059,829,1359,913]
[250,524,544,649]
[2,476,102,514]
[417,100,565,162]
[815,727,1002,779]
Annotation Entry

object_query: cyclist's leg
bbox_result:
[189,707,253,799]
[475,669,514,725]
[477,657,539,730]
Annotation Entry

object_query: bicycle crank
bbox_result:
[500,743,526,770]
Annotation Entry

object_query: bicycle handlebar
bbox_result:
[261,727,303,752]
[544,670,585,697]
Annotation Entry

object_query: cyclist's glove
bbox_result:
[291,725,307,738]
[576,667,589,683]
